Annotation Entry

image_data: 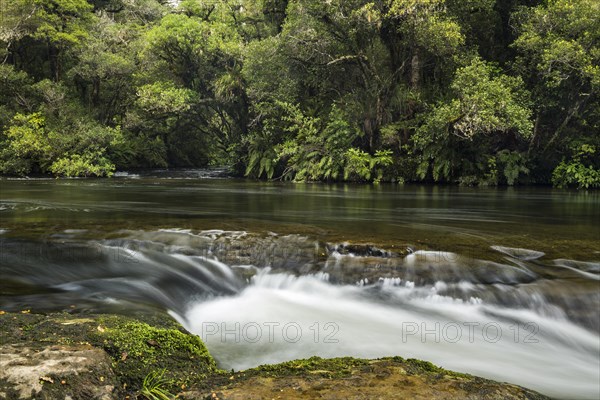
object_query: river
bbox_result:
[1,173,599,399]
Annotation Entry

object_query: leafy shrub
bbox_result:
[496,150,529,185]
[50,152,115,177]
[244,102,289,179]
[275,104,356,181]
[0,113,53,174]
[344,148,393,183]
[0,112,121,177]
[552,144,600,188]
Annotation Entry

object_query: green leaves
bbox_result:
[388,0,464,55]
[514,0,600,91]
[31,0,94,47]
[2,113,52,168]
[140,369,175,400]
[145,13,241,87]
[0,112,120,177]
[273,104,357,181]
[435,58,533,140]
[49,152,115,177]
[496,150,529,186]
[411,58,533,184]
[0,0,596,188]
[136,82,197,115]
[552,144,600,188]
[513,0,600,161]
[344,148,393,182]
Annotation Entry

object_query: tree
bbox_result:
[133,12,245,166]
[413,57,533,183]
[513,0,600,160]
[28,0,94,81]
[0,0,596,187]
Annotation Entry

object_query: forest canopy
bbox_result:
[0,0,598,187]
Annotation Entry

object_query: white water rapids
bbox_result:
[177,269,600,399]
[2,229,598,399]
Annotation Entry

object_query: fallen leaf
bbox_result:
[40,376,54,383]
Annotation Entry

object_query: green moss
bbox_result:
[91,316,219,391]
[0,312,221,396]
[403,358,470,378]
[247,356,370,379]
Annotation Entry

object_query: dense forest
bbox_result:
[0,0,598,187]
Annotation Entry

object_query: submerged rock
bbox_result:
[553,259,600,280]
[490,246,545,261]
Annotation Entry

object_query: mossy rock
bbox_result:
[0,311,220,396]
[90,316,220,391]
[248,356,370,379]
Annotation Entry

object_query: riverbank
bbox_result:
[0,310,549,400]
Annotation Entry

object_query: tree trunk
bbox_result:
[48,43,60,82]
[527,113,541,155]
[410,49,421,90]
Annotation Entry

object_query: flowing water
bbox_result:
[1,174,599,398]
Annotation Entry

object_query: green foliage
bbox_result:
[136,82,197,115]
[244,101,289,178]
[480,156,499,186]
[0,112,121,177]
[275,104,357,181]
[552,144,600,189]
[444,58,533,140]
[0,0,597,188]
[0,65,34,128]
[49,152,115,177]
[133,10,245,166]
[140,369,175,400]
[252,356,369,379]
[388,0,464,55]
[514,0,600,91]
[1,113,52,173]
[144,13,241,88]
[513,0,600,158]
[412,58,532,183]
[94,317,217,391]
[344,149,393,183]
[242,36,297,103]
[496,150,529,186]
[245,132,278,179]
[31,0,94,48]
